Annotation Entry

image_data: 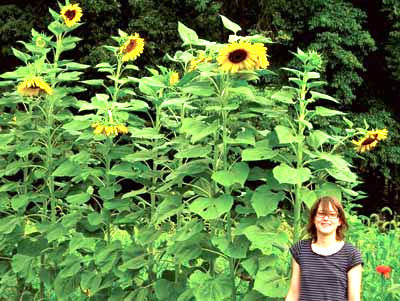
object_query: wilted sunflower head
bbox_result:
[92,123,128,136]
[60,3,83,27]
[17,77,53,97]
[169,71,179,85]
[119,33,145,62]
[352,128,388,153]
[217,41,260,73]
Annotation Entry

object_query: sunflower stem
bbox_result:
[293,76,307,243]
[221,80,237,301]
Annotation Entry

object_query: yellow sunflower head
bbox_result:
[116,124,129,134]
[367,128,388,141]
[92,123,128,136]
[352,129,388,153]
[17,77,53,97]
[253,43,270,69]
[60,3,83,27]
[119,33,145,62]
[169,71,179,85]
[217,41,260,73]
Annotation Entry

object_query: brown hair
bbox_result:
[306,196,348,242]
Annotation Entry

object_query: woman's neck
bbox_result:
[313,234,341,248]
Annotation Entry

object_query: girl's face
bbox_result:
[314,202,342,237]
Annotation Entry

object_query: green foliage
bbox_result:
[383,0,400,82]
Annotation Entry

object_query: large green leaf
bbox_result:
[226,129,255,145]
[175,145,212,159]
[251,185,285,217]
[189,194,233,220]
[271,89,295,104]
[325,168,357,183]
[66,192,90,205]
[178,22,199,45]
[299,187,318,208]
[273,164,311,184]
[155,279,184,301]
[212,162,249,187]
[53,160,81,177]
[212,235,250,259]
[80,272,102,296]
[314,106,346,117]
[275,125,296,144]
[181,119,219,143]
[152,195,182,225]
[220,15,241,34]
[242,222,289,254]
[315,182,342,201]
[11,254,35,282]
[254,270,289,298]
[308,130,331,149]
[188,271,231,301]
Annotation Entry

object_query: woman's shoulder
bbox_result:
[291,238,311,249]
[343,241,362,254]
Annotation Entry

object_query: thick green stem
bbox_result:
[105,137,112,244]
[293,83,307,243]
[221,100,236,301]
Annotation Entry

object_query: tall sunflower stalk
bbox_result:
[0,2,86,299]
[171,19,272,299]
[80,29,143,244]
[276,49,388,243]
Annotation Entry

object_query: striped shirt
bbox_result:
[289,239,363,301]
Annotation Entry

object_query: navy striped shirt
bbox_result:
[289,239,363,301]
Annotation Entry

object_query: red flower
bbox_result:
[376,265,391,279]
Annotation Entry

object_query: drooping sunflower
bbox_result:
[91,123,128,136]
[217,41,259,73]
[169,71,179,85]
[352,128,388,153]
[253,43,270,69]
[188,51,213,72]
[367,128,388,141]
[17,77,53,97]
[60,3,83,27]
[119,33,145,62]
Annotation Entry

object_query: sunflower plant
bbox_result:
[0,2,89,299]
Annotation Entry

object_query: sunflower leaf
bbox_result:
[12,48,30,63]
[178,22,199,46]
[220,15,241,34]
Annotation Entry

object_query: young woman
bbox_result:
[285,196,363,301]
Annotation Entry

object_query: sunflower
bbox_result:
[352,129,388,153]
[253,43,270,69]
[169,72,179,85]
[91,123,128,136]
[188,51,213,72]
[17,77,53,96]
[60,3,83,27]
[367,128,388,141]
[119,33,145,62]
[217,41,260,73]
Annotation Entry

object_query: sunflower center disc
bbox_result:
[124,40,137,53]
[361,135,377,145]
[65,10,76,20]
[228,49,247,63]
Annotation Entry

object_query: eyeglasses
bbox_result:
[316,211,339,219]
